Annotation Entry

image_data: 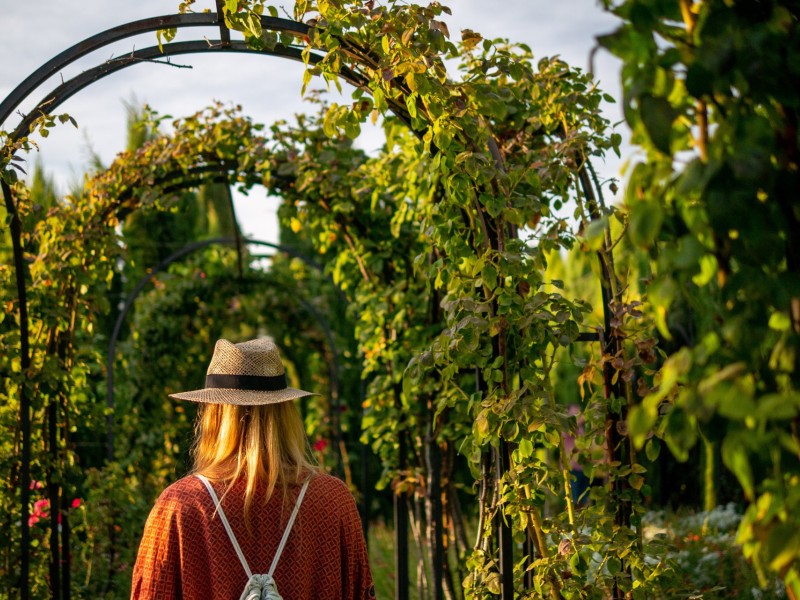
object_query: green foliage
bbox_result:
[2,0,628,593]
[601,0,800,594]
[6,0,795,597]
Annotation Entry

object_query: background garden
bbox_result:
[1,1,798,599]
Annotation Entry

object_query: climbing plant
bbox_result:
[6,0,793,598]
[599,0,800,596]
[168,1,659,597]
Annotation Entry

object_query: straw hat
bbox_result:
[169,338,315,405]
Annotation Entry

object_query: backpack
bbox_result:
[196,475,311,600]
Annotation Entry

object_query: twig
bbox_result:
[127,57,194,70]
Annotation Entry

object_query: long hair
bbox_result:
[191,401,317,520]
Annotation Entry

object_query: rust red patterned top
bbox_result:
[131,473,376,600]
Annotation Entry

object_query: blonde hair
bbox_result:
[192,401,318,520]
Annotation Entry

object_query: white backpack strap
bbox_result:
[196,474,253,579]
[268,478,311,576]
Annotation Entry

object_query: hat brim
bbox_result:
[169,387,316,405]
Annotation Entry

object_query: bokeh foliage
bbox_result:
[0,0,797,598]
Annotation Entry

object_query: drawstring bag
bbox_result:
[196,475,311,600]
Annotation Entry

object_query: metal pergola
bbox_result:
[0,7,623,600]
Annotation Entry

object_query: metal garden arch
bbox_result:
[0,7,621,600]
[105,236,343,463]
[0,12,399,600]
[100,234,361,595]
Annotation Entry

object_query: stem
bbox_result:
[474,450,490,551]
[525,490,549,561]
[696,100,709,161]
[703,435,717,513]
[412,493,431,600]
[338,440,353,488]
[523,484,563,600]
[679,0,709,161]
[544,352,576,526]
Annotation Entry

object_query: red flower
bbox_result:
[28,499,50,527]
[313,439,328,452]
[71,498,82,509]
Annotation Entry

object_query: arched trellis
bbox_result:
[100,235,365,595]
[0,14,407,599]
[0,8,623,600]
[105,236,342,463]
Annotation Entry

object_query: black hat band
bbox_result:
[205,373,288,391]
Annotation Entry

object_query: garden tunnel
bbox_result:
[105,236,347,467]
[102,230,368,516]
[0,6,624,600]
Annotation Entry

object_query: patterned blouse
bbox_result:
[131,473,376,599]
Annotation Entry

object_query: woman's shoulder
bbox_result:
[308,472,350,493]
[150,474,211,517]
[161,473,207,497]
[306,472,357,506]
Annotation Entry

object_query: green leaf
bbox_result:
[628,404,657,449]
[301,69,313,96]
[763,523,800,573]
[485,572,501,595]
[628,473,644,490]
[721,433,754,500]
[518,437,533,458]
[628,200,663,248]
[768,311,792,332]
[645,438,661,462]
[405,93,418,119]
[663,407,696,462]
[607,556,622,576]
[639,94,676,155]
[481,264,497,290]
[756,393,800,420]
[584,216,608,251]
[476,411,489,438]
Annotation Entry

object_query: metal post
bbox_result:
[524,534,535,589]
[48,399,61,600]
[497,442,514,600]
[426,398,444,600]
[359,377,370,543]
[394,431,409,600]
[2,180,31,600]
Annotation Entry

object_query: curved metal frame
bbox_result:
[105,237,333,461]
[0,15,399,599]
[0,10,614,600]
[0,14,309,127]
[9,40,363,143]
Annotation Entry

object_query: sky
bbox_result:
[0,0,624,244]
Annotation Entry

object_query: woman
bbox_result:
[131,338,375,600]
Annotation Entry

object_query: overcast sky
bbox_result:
[0,0,624,243]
